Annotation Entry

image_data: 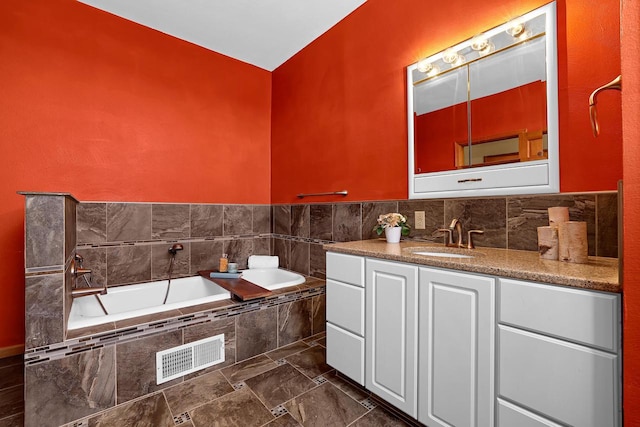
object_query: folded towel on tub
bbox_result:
[248,255,279,269]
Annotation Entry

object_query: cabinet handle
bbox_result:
[458,178,483,183]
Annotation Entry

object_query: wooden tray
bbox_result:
[198,270,272,301]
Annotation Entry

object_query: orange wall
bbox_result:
[271,0,622,203]
[622,0,640,422]
[0,0,272,347]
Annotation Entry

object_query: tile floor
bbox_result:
[68,332,416,427]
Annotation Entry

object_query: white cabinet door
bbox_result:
[418,267,495,427]
[365,258,419,417]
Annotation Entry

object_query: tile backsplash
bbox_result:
[76,192,618,287]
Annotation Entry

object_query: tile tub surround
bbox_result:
[60,332,413,427]
[271,191,618,281]
[24,279,326,427]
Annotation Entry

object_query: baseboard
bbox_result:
[0,344,24,359]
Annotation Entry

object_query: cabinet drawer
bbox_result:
[497,399,562,427]
[326,252,364,287]
[499,278,620,352]
[326,323,365,385]
[498,325,620,427]
[326,280,364,335]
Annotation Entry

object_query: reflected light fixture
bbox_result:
[426,65,440,77]
[478,42,495,57]
[470,36,489,51]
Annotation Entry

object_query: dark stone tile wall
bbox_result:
[25,273,64,350]
[76,202,272,287]
[272,191,619,279]
[25,195,65,269]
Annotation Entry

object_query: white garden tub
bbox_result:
[68,268,306,330]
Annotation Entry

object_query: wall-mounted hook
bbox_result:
[589,75,622,137]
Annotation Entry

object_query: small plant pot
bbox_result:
[385,227,402,243]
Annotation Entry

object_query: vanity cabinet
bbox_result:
[365,259,419,417]
[324,251,621,427]
[325,252,365,385]
[418,267,495,427]
[497,278,621,427]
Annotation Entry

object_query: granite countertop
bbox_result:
[324,239,620,293]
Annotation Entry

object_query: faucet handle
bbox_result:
[436,228,453,245]
[467,230,484,249]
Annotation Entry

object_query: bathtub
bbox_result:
[241,268,306,291]
[67,269,307,330]
[68,276,231,330]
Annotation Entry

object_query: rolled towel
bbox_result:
[248,255,279,269]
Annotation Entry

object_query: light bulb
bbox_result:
[471,36,489,51]
[417,59,433,73]
[443,49,460,64]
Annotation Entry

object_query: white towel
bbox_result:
[248,255,279,269]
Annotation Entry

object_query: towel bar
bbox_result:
[297,190,348,198]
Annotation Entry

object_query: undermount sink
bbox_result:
[412,251,475,259]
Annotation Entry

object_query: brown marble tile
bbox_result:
[312,294,326,335]
[0,385,23,421]
[244,363,316,409]
[266,341,310,361]
[25,273,64,349]
[253,237,271,255]
[114,310,183,330]
[324,371,369,402]
[66,322,117,340]
[106,203,151,242]
[221,354,278,384]
[106,245,152,286]
[291,205,310,238]
[274,205,291,235]
[265,413,302,427]
[224,239,253,269]
[76,247,107,290]
[224,205,253,236]
[25,195,64,268]
[290,241,310,276]
[333,203,362,242]
[183,317,236,372]
[284,382,367,426]
[190,388,274,427]
[309,244,327,279]
[398,199,446,240]
[362,202,399,240]
[0,364,23,390]
[151,204,190,239]
[310,204,333,241]
[25,346,115,427]
[350,406,411,426]
[151,242,190,280]
[445,197,507,249]
[87,392,173,427]
[77,203,107,244]
[303,331,326,344]
[285,346,332,379]
[190,240,223,273]
[116,331,182,403]
[237,307,278,361]
[278,299,312,347]
[163,371,233,415]
[190,204,223,238]
[507,194,596,255]
[272,238,291,270]
[0,412,23,427]
[597,193,618,258]
[254,205,272,234]
[65,197,77,263]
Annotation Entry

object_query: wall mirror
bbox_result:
[407,2,558,199]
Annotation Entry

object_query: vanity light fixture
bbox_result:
[506,21,526,38]
[417,59,433,73]
[470,36,489,51]
[442,48,461,64]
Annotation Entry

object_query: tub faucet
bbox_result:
[71,254,107,298]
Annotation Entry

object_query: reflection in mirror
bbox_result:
[410,4,554,175]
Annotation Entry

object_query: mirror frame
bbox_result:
[407,2,558,199]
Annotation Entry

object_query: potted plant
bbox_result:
[374,213,411,243]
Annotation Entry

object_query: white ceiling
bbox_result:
[77,0,367,71]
